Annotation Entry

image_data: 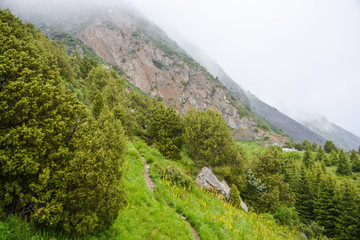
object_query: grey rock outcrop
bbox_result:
[195,167,249,213]
[195,167,230,199]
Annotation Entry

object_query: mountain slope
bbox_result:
[22,5,285,142]
[176,39,328,145]
[245,92,327,145]
[176,40,250,106]
[300,116,360,151]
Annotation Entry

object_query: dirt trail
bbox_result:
[141,156,200,240]
[180,215,201,240]
[142,156,155,191]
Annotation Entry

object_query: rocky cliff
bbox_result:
[67,7,279,141]
[7,4,287,144]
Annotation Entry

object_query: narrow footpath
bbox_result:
[141,156,200,240]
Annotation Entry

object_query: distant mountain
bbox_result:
[300,116,360,151]
[245,92,327,145]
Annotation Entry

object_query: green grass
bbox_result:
[108,143,193,240]
[236,141,267,162]
[2,140,331,239]
[135,140,299,240]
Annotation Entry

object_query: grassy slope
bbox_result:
[122,140,299,240]
[4,139,358,239]
[108,143,192,240]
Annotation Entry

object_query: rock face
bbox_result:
[71,7,273,141]
[195,167,230,200]
[240,200,249,214]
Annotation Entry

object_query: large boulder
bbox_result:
[195,167,230,199]
[195,167,249,213]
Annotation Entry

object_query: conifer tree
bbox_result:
[294,166,314,222]
[322,154,331,166]
[335,181,360,240]
[183,109,246,189]
[337,150,352,176]
[247,148,293,213]
[302,140,311,150]
[330,149,339,166]
[324,140,337,154]
[315,147,325,162]
[303,148,314,168]
[350,149,360,172]
[314,175,338,238]
[282,157,297,189]
[311,142,318,151]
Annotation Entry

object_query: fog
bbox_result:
[2,0,360,136]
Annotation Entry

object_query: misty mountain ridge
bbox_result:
[175,33,360,150]
[175,37,329,146]
[3,1,359,149]
[299,115,360,151]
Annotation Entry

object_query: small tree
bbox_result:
[230,184,242,208]
[337,150,352,176]
[314,175,337,237]
[294,166,314,222]
[311,142,318,151]
[148,103,183,160]
[335,181,360,240]
[303,148,314,168]
[183,109,246,189]
[302,140,311,150]
[350,150,360,172]
[330,149,339,166]
[245,148,293,213]
[183,109,235,167]
[315,147,325,162]
[324,140,337,154]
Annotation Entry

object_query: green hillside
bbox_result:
[1,9,360,240]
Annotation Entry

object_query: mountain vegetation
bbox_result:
[1,8,360,240]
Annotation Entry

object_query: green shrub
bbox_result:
[273,205,299,227]
[148,103,183,160]
[229,184,242,209]
[0,215,32,240]
[144,153,155,164]
[155,164,191,187]
[299,221,324,239]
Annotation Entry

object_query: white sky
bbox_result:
[127,0,360,136]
